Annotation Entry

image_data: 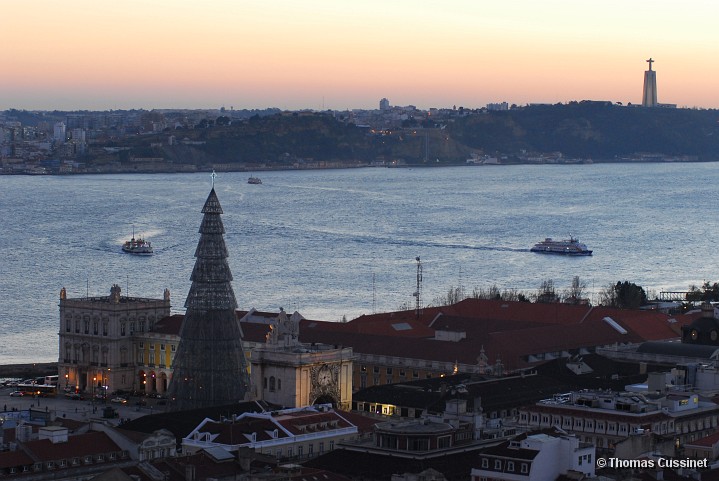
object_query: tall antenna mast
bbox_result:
[413,256,423,318]
[372,272,376,314]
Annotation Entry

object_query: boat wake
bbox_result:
[351,236,530,253]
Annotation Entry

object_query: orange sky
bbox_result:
[2,0,718,110]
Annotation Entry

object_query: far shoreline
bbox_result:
[0,362,57,379]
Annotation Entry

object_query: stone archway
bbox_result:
[148,371,157,392]
[158,372,168,393]
[312,394,337,407]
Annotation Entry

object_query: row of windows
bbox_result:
[479,457,529,474]
[4,451,127,474]
[270,440,334,459]
[264,376,282,391]
[361,365,421,377]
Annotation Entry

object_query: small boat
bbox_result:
[122,229,153,255]
[530,236,592,256]
[247,176,262,185]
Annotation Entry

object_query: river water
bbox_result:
[2,163,718,363]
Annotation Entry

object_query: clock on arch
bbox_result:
[317,364,333,386]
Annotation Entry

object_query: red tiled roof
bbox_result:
[685,429,719,448]
[23,431,123,462]
[276,411,353,436]
[0,450,34,469]
[203,417,287,444]
[151,314,184,335]
[584,307,678,341]
[295,300,682,371]
[241,322,272,343]
[333,410,382,435]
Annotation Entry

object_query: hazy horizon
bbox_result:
[3,1,718,111]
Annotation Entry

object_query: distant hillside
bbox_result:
[153,105,719,166]
[448,102,719,160]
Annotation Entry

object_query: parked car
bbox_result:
[110,397,127,404]
[65,393,84,400]
[9,391,23,397]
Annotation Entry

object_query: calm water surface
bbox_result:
[2,163,719,363]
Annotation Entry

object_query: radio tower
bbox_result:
[413,256,423,318]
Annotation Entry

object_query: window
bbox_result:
[269,376,276,392]
[171,344,176,352]
[93,321,98,335]
[494,460,501,470]
[84,320,89,334]
[329,441,334,450]
[507,461,514,472]
[287,447,293,458]
[413,370,419,378]
[160,344,165,350]
[130,322,135,334]
[298,446,304,458]
[150,344,155,350]
[521,463,529,474]
[75,320,80,333]
[308,444,314,456]
[277,378,281,390]
[66,319,71,332]
[373,366,380,374]
[103,322,108,336]
[319,442,324,454]
[481,458,489,468]
[120,323,126,336]
[140,321,146,332]
[386,367,393,375]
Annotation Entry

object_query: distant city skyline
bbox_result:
[2,1,718,111]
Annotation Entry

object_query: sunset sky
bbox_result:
[2,0,718,111]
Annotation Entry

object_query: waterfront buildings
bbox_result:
[58,285,171,396]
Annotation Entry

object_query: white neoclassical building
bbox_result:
[58,284,171,395]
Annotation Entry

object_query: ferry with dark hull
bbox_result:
[530,236,592,256]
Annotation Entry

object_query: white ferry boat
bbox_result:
[122,229,153,255]
[530,236,592,256]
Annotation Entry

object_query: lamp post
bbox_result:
[93,376,96,401]
[65,373,68,390]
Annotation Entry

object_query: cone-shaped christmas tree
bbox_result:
[167,188,249,410]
